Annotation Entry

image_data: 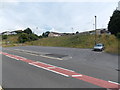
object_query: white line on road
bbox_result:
[25,53,39,56]
[108,81,120,85]
[72,75,82,77]
[5,48,64,60]
[29,63,69,77]
[33,61,75,72]
[40,55,63,60]
[2,51,120,89]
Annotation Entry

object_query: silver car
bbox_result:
[93,43,105,51]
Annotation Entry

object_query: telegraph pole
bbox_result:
[71,27,73,34]
[95,16,97,45]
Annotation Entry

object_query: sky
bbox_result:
[0,0,119,35]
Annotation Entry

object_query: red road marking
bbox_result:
[2,52,120,89]
[74,75,119,89]
[49,67,81,76]
[30,62,55,68]
[19,58,34,63]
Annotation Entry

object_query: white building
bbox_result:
[117,1,120,11]
[2,31,17,35]
[2,31,11,35]
[48,32,62,37]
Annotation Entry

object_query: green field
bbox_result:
[2,34,119,54]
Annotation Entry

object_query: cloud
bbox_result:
[0,2,118,35]
[1,0,119,2]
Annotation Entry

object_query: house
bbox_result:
[48,32,62,37]
[89,29,104,35]
[79,28,111,35]
[1,31,17,35]
[2,31,11,35]
[100,29,111,35]
[13,30,23,34]
[89,28,111,35]
[10,31,17,35]
[79,31,90,35]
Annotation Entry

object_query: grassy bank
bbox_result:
[25,34,119,54]
[2,34,119,54]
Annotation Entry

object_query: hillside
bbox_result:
[26,34,119,54]
[2,34,119,54]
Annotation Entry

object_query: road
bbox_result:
[1,46,119,89]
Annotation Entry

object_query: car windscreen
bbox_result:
[96,44,102,46]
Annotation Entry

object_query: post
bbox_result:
[71,27,73,34]
[95,16,97,45]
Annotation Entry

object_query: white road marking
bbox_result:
[6,48,64,60]
[72,75,82,77]
[31,61,53,66]
[29,63,69,77]
[46,68,69,77]
[108,81,120,85]
[40,55,63,60]
[5,55,19,60]
[14,49,64,60]
[56,66,75,72]
[14,50,40,56]
[25,53,39,56]
[14,49,46,55]
[30,61,75,72]
[2,51,120,89]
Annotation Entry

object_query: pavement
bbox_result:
[1,46,119,89]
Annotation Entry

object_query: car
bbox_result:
[93,43,105,51]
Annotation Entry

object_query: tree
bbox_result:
[39,35,43,38]
[117,33,120,39]
[24,28,32,34]
[42,31,50,37]
[28,34,39,41]
[76,31,79,34]
[108,10,120,36]
[2,35,7,40]
[18,33,29,43]
[18,33,39,43]
[14,30,23,34]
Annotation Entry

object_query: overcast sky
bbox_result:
[0,0,119,35]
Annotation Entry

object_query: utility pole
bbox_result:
[71,27,73,34]
[95,16,97,45]
[93,23,95,30]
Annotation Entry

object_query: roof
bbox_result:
[50,32,62,35]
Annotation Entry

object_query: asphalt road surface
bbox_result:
[1,46,119,89]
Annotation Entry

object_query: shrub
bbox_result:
[117,33,120,39]
[28,34,39,41]
[18,33,39,43]
[18,33,29,43]
[2,35,7,40]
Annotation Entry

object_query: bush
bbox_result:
[2,35,7,40]
[28,34,39,41]
[24,28,32,34]
[108,10,120,36]
[18,33,29,43]
[18,33,39,43]
[42,31,50,37]
[117,33,120,39]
